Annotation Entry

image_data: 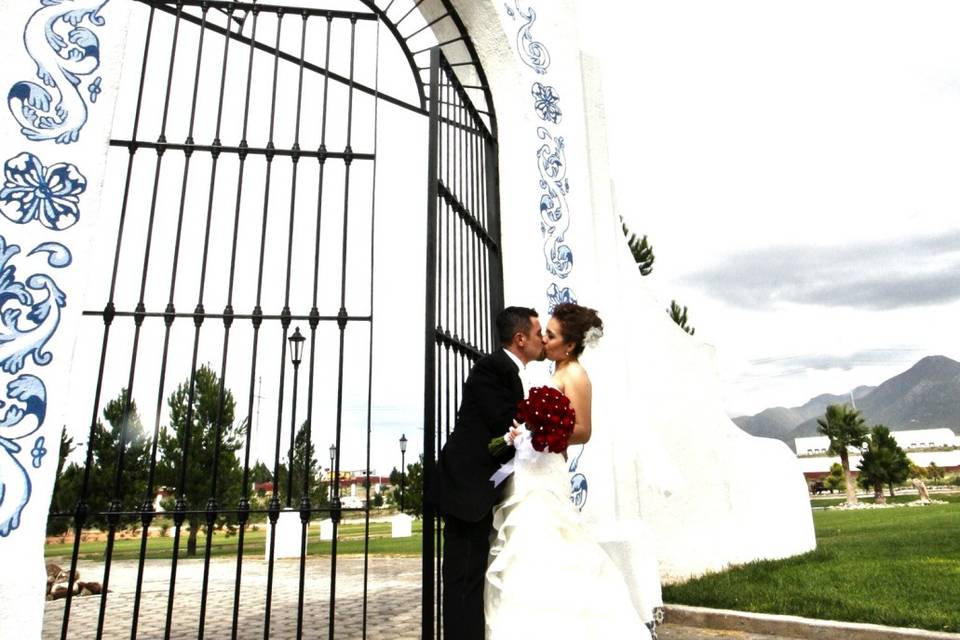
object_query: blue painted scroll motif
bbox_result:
[567,446,587,510]
[506,2,584,507]
[508,1,550,75]
[0,0,102,536]
[0,235,69,536]
[536,127,573,279]
[7,0,110,144]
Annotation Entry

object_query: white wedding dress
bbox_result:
[484,429,652,639]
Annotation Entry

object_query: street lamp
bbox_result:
[286,326,305,508]
[399,433,407,513]
[329,443,337,503]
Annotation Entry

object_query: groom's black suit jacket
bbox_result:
[429,349,523,523]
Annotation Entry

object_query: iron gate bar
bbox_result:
[404,11,449,41]
[106,140,376,161]
[163,1,220,636]
[356,0,425,108]
[187,3,241,635]
[162,0,377,20]
[297,12,333,631]
[144,0,427,118]
[422,45,503,639]
[329,16,359,640]
[360,22,382,640]
[82,310,374,321]
[127,7,173,637]
[281,10,308,638]
[59,1,186,637]
[422,46,441,640]
[230,8,266,634]
[394,0,427,28]
[262,8,289,638]
[437,184,499,251]
[437,54,492,142]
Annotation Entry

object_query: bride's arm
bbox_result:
[563,365,592,445]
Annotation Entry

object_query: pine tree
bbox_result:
[856,425,910,504]
[158,364,242,556]
[667,300,696,336]
[47,427,78,535]
[389,455,424,517]
[283,420,328,509]
[823,462,846,494]
[620,217,655,276]
[49,390,152,531]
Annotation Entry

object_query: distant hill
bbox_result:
[732,386,874,440]
[733,356,960,448]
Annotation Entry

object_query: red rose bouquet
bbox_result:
[488,385,577,456]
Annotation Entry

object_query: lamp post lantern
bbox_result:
[329,443,336,503]
[286,327,306,508]
[399,433,407,513]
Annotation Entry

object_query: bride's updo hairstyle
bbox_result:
[551,303,603,358]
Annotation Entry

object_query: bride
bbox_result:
[484,303,653,639]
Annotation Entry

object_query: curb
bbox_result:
[664,604,960,640]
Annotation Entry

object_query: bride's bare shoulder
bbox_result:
[556,361,590,389]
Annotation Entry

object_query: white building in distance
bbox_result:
[796,428,960,476]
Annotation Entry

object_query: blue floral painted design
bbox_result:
[30,435,47,468]
[0,152,86,230]
[545,283,576,312]
[88,76,102,103]
[531,82,561,124]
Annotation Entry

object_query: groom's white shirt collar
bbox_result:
[502,349,524,376]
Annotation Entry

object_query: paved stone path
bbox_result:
[44,555,420,639]
[43,556,785,639]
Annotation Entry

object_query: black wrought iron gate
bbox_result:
[45,1,499,638]
[421,47,503,640]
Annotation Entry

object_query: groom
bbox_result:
[428,306,545,640]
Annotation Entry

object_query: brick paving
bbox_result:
[43,555,421,639]
[44,555,787,639]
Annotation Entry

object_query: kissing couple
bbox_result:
[428,304,653,639]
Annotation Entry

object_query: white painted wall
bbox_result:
[452,0,816,588]
[0,1,131,636]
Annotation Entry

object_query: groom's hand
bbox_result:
[507,421,523,444]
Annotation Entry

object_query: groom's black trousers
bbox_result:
[441,512,493,640]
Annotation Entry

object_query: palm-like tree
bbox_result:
[816,404,869,505]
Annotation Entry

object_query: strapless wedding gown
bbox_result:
[484,433,652,639]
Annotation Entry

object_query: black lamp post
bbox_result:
[329,443,337,504]
[286,327,305,508]
[399,433,407,513]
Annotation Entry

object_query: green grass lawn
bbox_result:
[45,519,423,563]
[663,494,960,633]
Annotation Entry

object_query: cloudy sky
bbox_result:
[584,0,960,416]
[59,1,960,479]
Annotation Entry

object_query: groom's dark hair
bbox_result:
[496,306,538,346]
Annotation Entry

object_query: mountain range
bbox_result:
[732,355,960,448]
